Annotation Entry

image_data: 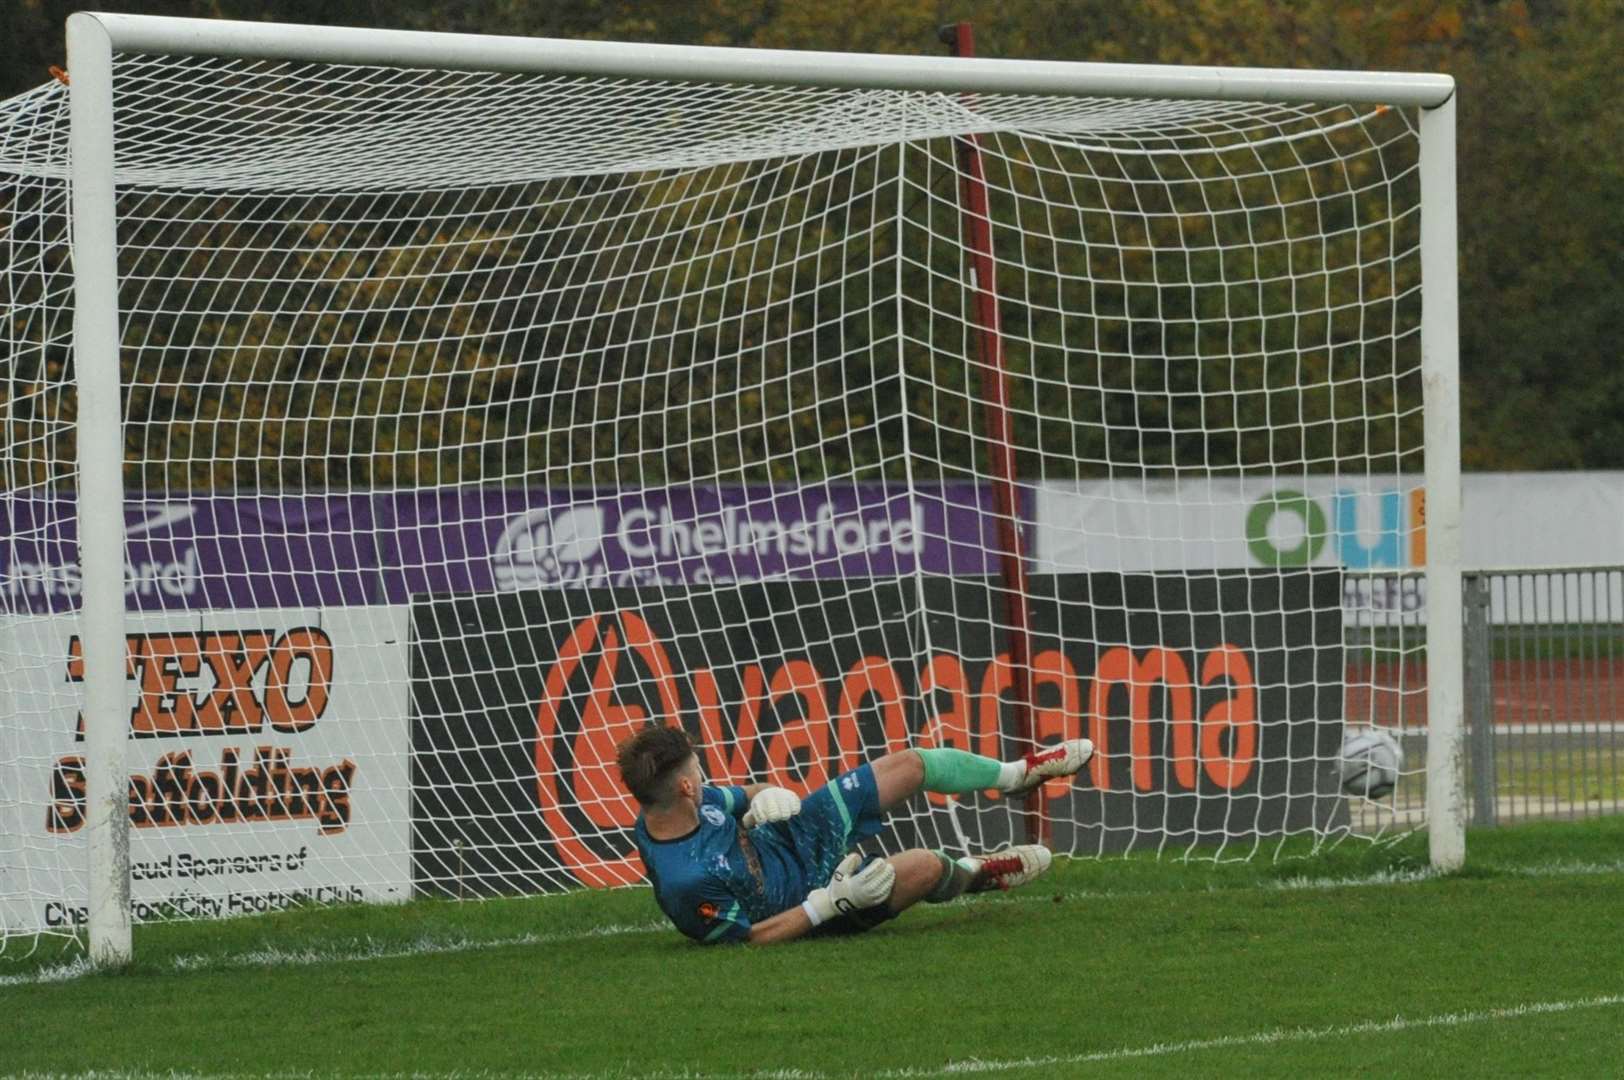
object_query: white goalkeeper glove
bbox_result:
[801,852,896,927]
[741,786,801,829]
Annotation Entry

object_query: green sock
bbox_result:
[915,747,1011,794]
[924,851,976,903]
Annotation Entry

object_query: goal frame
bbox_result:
[62,11,1462,966]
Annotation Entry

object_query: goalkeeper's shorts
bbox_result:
[789,764,888,891]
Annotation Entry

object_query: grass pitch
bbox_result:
[5,818,1623,1078]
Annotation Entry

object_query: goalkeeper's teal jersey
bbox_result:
[634,768,887,944]
[634,785,798,944]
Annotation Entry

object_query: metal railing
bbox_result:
[1346,565,1624,829]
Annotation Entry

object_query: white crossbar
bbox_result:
[79,12,1455,108]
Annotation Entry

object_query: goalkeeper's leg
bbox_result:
[885,844,1056,908]
[869,741,1094,811]
[824,844,1054,933]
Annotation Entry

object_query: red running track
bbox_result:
[1345,659,1624,728]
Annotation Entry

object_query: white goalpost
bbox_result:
[1,13,1460,966]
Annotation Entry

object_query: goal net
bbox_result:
[0,19,1459,956]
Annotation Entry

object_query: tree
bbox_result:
[3,0,1619,475]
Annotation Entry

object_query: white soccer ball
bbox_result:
[1339,726,1404,799]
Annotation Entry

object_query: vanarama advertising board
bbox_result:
[408,572,1343,895]
[0,607,410,934]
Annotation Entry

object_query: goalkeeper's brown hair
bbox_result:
[615,725,697,806]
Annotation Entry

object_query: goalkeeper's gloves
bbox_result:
[801,852,896,927]
[741,786,801,829]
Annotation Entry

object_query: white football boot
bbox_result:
[1004,738,1094,795]
[965,844,1054,893]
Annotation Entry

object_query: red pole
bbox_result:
[938,22,1044,846]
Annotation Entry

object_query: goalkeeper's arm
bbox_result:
[747,904,817,945]
[740,784,800,828]
[705,783,796,826]
[747,853,895,946]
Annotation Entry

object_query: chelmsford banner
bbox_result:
[0,607,411,934]
[408,572,1343,895]
[0,495,381,613]
[0,484,1018,614]
[381,483,1019,597]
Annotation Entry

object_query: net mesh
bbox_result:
[1,52,1429,948]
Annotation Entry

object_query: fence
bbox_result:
[1346,565,1624,830]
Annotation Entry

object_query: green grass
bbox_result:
[1498,747,1624,805]
[5,819,1624,1078]
[1387,745,1624,812]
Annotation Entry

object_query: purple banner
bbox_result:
[2,485,1027,613]
[1,495,381,613]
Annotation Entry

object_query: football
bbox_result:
[1339,726,1404,799]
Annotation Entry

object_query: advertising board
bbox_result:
[6,474,1616,622]
[378,483,1020,598]
[0,607,411,934]
[408,572,1342,894]
[0,484,1019,612]
[1035,473,1624,623]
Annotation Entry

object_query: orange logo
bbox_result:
[534,609,1260,887]
[67,628,334,737]
[535,612,681,889]
[697,902,719,920]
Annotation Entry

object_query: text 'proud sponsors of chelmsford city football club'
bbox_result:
[0,608,411,934]
[408,573,1344,894]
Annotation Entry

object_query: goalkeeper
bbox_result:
[615,726,1092,945]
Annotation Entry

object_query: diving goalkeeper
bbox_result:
[614,726,1093,945]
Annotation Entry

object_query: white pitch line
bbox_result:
[967,857,1624,912]
[868,994,1624,1077]
[0,918,668,988]
[167,918,670,974]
